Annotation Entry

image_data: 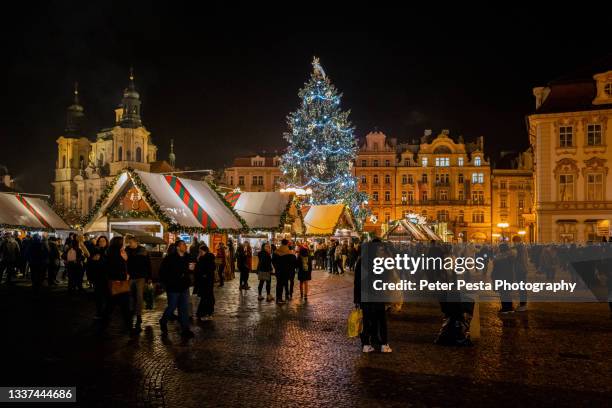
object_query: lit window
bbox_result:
[559,126,573,147]
[587,124,602,146]
[587,173,603,201]
[422,157,428,167]
[472,191,484,204]
[435,157,449,167]
[360,175,367,184]
[457,157,464,166]
[401,191,407,202]
[407,191,414,202]
[474,156,481,166]
[438,190,448,200]
[559,174,574,201]
[471,173,484,184]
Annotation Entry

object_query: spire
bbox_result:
[119,67,142,128]
[65,81,85,137]
[168,139,176,167]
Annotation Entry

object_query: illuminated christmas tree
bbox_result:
[281,57,367,217]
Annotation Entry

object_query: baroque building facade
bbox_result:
[52,72,174,218]
[528,65,612,242]
[222,130,533,243]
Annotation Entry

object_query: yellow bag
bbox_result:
[347,308,363,338]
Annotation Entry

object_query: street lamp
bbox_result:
[497,222,509,241]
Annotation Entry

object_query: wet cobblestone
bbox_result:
[1,270,611,407]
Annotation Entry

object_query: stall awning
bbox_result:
[303,204,354,236]
[84,170,245,233]
[225,191,302,232]
[0,193,70,231]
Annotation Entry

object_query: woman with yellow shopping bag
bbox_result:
[353,245,392,353]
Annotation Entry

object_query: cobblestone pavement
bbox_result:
[1,270,612,407]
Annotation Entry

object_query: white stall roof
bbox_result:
[228,192,293,230]
[0,193,70,230]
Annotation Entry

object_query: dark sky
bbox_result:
[1,4,610,194]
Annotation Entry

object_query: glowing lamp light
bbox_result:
[280,187,313,196]
[518,230,526,235]
[497,222,509,229]
[492,233,501,238]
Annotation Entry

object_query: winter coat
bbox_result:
[125,245,152,280]
[160,252,191,293]
[491,251,516,283]
[195,252,216,296]
[25,237,49,266]
[106,250,128,281]
[272,245,296,279]
[86,246,108,283]
[257,250,273,281]
[1,238,20,263]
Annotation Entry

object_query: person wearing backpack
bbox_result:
[63,240,85,294]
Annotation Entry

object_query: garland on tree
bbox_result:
[280,57,368,229]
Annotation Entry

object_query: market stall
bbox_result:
[83,170,246,247]
[303,204,357,240]
[224,191,304,251]
[0,192,71,234]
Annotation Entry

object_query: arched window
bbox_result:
[61,155,66,168]
[474,156,481,166]
[136,147,142,162]
[118,146,123,161]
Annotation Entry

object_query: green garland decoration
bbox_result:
[82,169,248,234]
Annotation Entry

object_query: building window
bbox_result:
[252,176,258,185]
[373,174,379,184]
[435,173,449,185]
[474,156,481,166]
[384,213,391,223]
[401,174,408,185]
[372,191,379,201]
[472,211,484,223]
[136,147,142,162]
[422,191,428,201]
[118,146,123,161]
[458,173,464,184]
[401,191,407,202]
[373,160,379,167]
[62,155,66,168]
[422,173,428,183]
[407,191,414,202]
[587,124,602,146]
[457,210,464,223]
[471,173,484,184]
[605,82,612,96]
[500,180,507,189]
[360,175,367,184]
[458,190,464,201]
[518,217,525,228]
[437,210,449,222]
[500,197,507,208]
[438,190,448,200]
[422,157,428,167]
[559,126,573,147]
[472,191,484,204]
[403,159,410,166]
[361,160,367,167]
[385,159,390,167]
[384,174,391,184]
[457,157,464,166]
[384,191,391,201]
[408,175,413,184]
[518,198,525,209]
[229,176,234,186]
[559,174,574,201]
[238,176,245,186]
[435,157,449,167]
[587,173,603,201]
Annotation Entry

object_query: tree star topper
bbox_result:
[312,56,326,79]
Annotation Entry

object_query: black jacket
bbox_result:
[272,245,296,277]
[86,246,108,283]
[160,252,191,292]
[126,245,152,280]
[107,251,128,281]
[195,252,216,295]
[257,250,273,272]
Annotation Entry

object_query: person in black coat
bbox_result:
[272,239,296,304]
[195,244,216,320]
[297,246,312,300]
[101,236,131,333]
[25,234,49,291]
[125,235,152,333]
[159,240,194,338]
[87,236,109,319]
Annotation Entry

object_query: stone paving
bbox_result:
[1,270,612,407]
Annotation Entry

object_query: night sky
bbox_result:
[1,4,610,194]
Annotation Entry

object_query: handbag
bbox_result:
[109,278,130,296]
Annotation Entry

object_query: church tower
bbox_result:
[119,67,142,128]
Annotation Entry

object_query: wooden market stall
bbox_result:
[302,204,357,240]
[0,192,71,234]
